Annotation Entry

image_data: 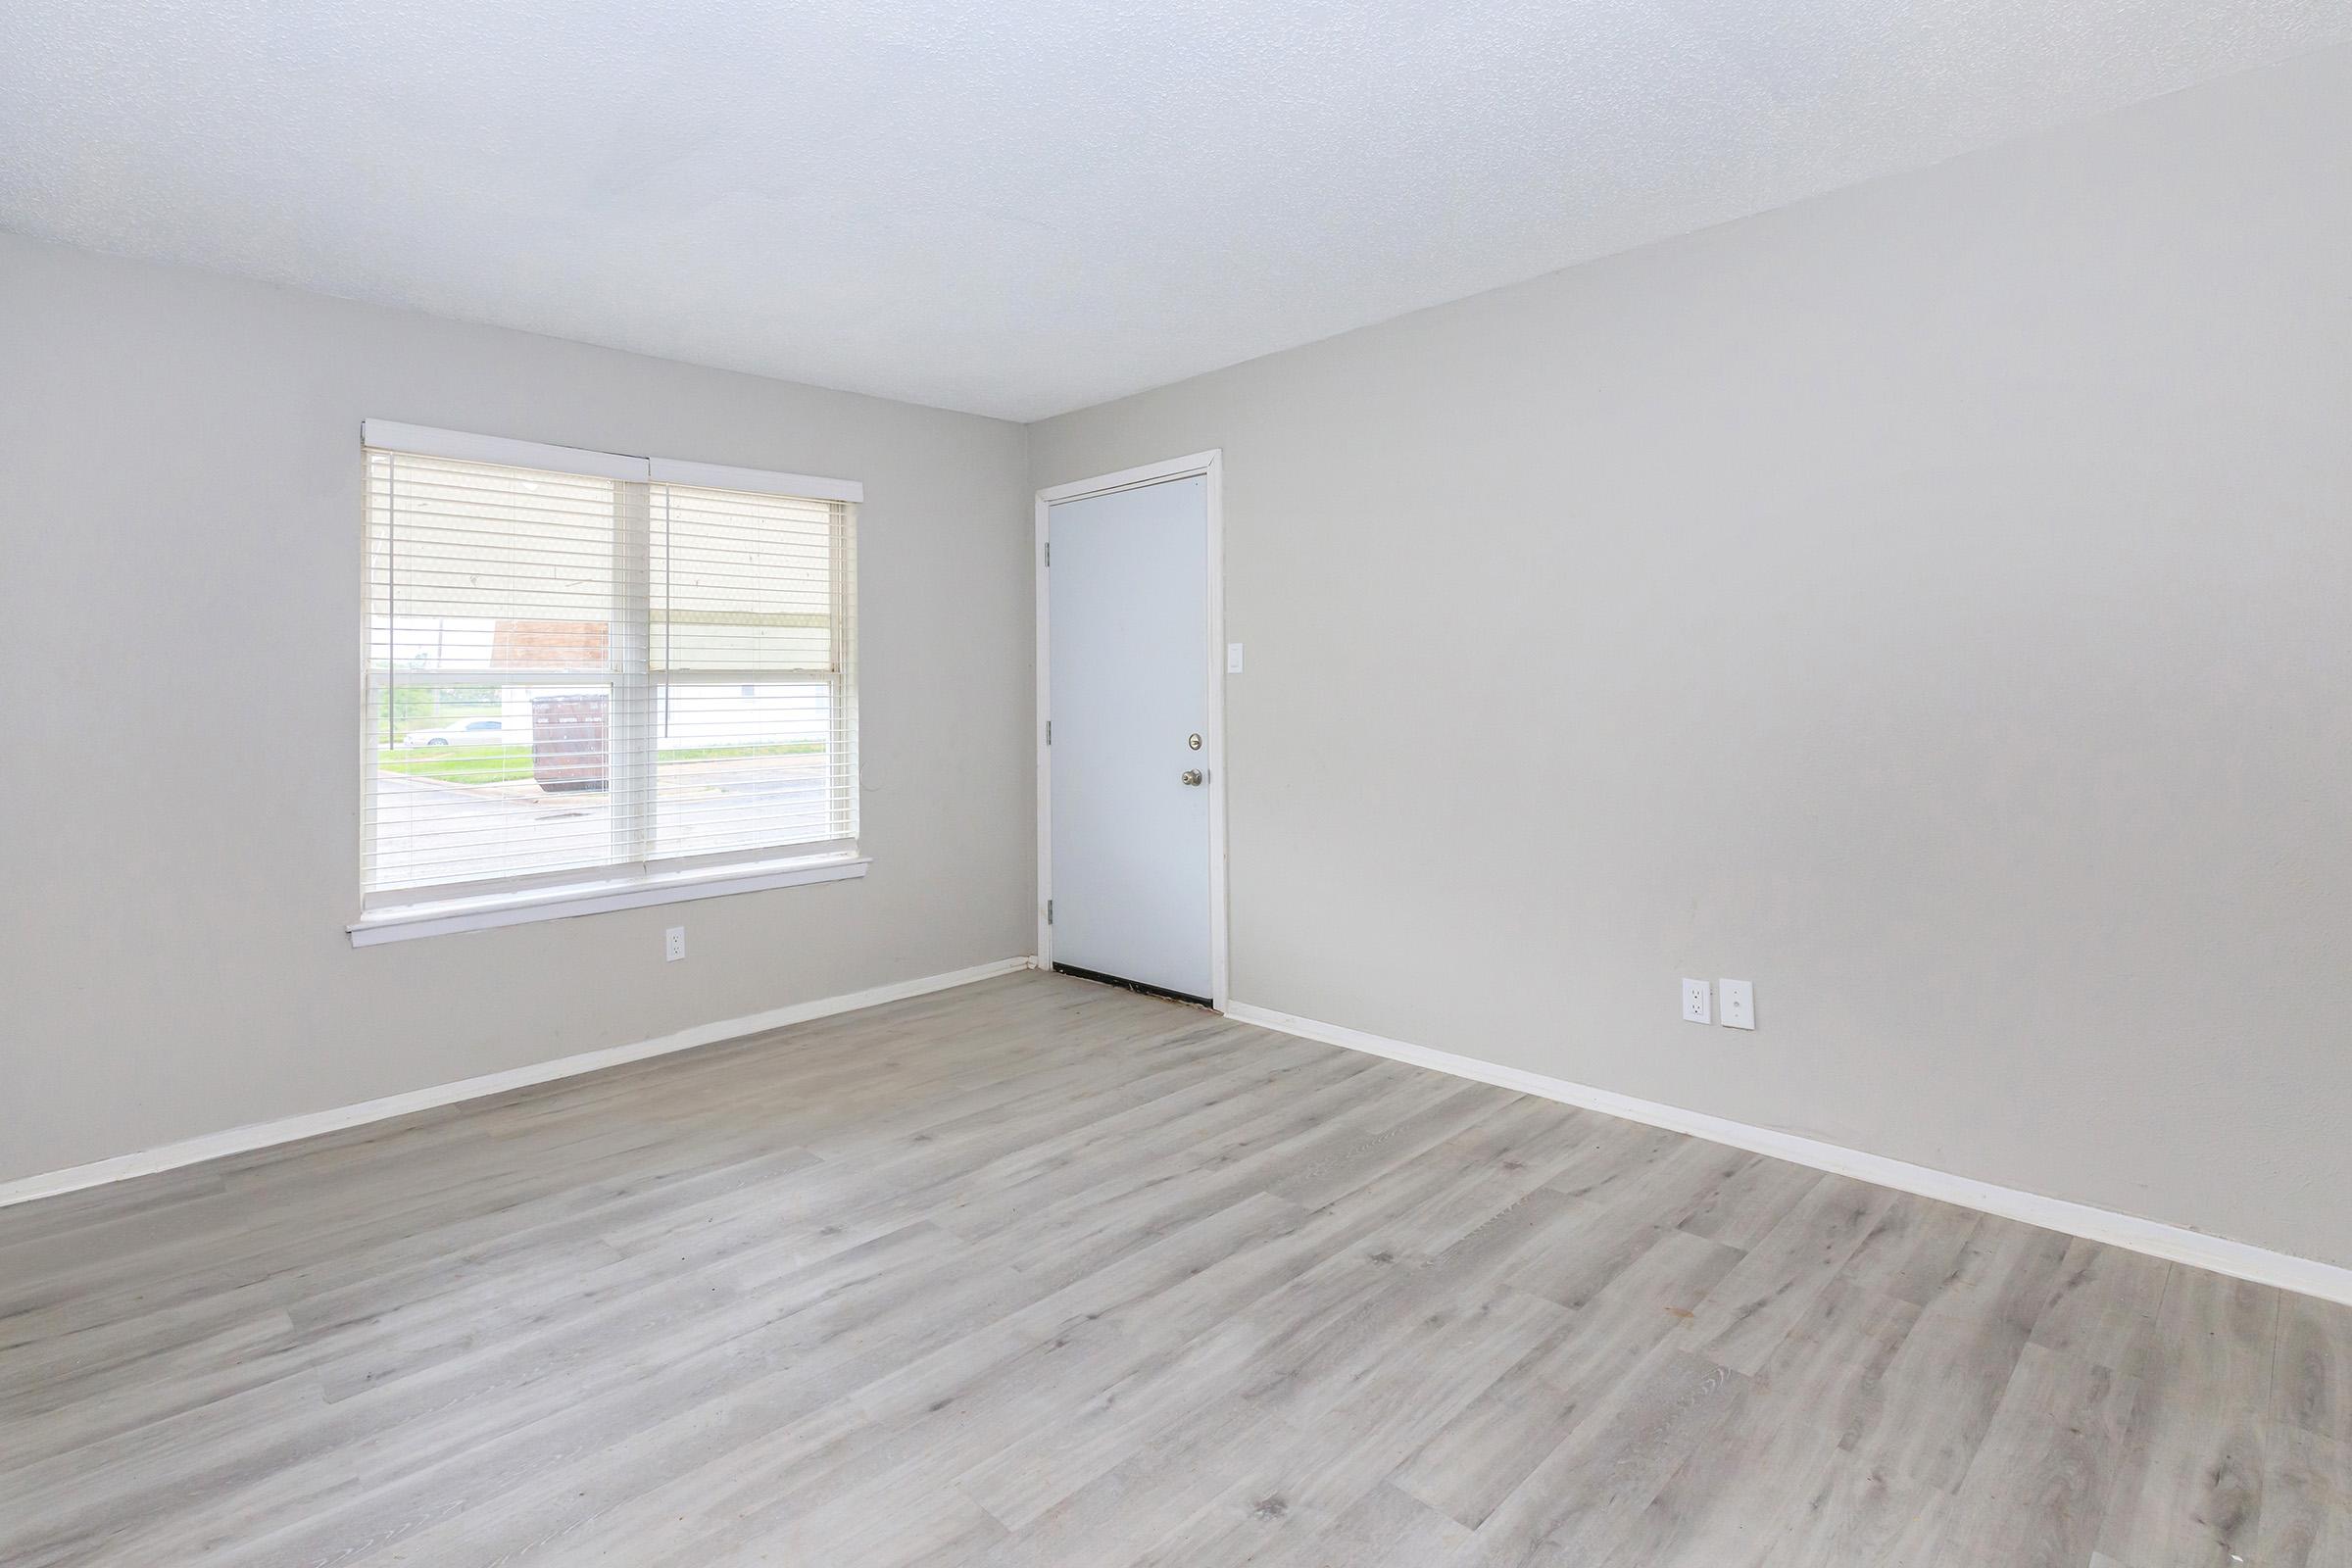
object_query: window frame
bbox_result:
[350,421,864,946]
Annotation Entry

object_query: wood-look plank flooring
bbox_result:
[3,969,2347,1565]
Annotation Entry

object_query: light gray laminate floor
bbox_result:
[3,969,2346,1565]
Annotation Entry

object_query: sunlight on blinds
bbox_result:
[650,482,858,862]
[364,448,857,905]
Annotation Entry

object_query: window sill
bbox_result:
[349,853,869,947]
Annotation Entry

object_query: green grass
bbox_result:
[378,741,822,787]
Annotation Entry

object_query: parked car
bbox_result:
[402,717,518,747]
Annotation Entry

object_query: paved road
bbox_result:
[371,753,834,887]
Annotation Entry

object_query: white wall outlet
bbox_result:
[1719,978,1754,1030]
[1681,978,1712,1025]
[664,926,686,962]
[1226,642,1245,673]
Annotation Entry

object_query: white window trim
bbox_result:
[359,420,864,502]
[349,851,870,947]
[649,454,862,504]
[356,420,866,946]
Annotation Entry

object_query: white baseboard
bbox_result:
[1224,1000,2352,1308]
[0,956,1037,1211]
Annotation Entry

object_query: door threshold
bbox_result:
[1052,963,1213,1008]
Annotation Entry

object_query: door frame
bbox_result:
[1035,450,1228,1007]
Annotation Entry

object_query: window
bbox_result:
[357,422,860,937]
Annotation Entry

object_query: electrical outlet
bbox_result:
[1719,978,1754,1030]
[664,926,686,962]
[1226,642,1246,674]
[1681,978,1712,1025]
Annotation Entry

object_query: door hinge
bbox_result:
[1045,719,1052,744]
[1046,900,1054,925]
[1043,542,1051,566]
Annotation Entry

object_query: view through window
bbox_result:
[363,442,858,906]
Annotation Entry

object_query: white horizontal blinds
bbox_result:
[363,443,857,906]
[365,450,636,897]
[648,483,857,861]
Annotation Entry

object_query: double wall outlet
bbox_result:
[1681,978,1712,1024]
[664,926,686,962]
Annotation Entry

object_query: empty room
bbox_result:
[4,2,2350,1563]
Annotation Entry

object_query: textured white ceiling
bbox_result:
[5,2,2348,420]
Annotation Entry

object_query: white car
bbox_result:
[402,717,519,747]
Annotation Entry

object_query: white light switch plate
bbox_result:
[1226,642,1245,673]
[1681,978,1712,1024]
[1719,978,1754,1030]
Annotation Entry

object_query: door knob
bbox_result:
[1180,769,1204,786]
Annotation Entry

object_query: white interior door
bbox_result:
[1046,473,1213,1001]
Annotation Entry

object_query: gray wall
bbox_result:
[0,233,1036,1182]
[1031,45,2352,1267]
